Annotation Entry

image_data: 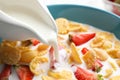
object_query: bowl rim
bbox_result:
[47,4,120,19]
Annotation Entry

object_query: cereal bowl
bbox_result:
[48,4,120,39]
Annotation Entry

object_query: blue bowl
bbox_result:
[48,4,120,39]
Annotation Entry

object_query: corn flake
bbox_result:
[0,42,21,65]
[30,56,48,75]
[42,75,55,80]
[104,68,113,78]
[109,61,117,71]
[56,18,69,34]
[110,75,120,80]
[37,44,49,51]
[68,22,81,32]
[70,43,82,64]
[107,49,120,58]
[93,48,108,61]
[96,31,115,41]
[48,70,73,79]
[102,40,113,50]
[116,59,120,67]
[90,36,104,48]
[115,40,120,49]
[68,22,88,32]
[83,50,96,69]
[19,47,38,63]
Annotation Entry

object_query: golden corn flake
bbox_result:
[116,50,120,59]
[82,50,96,69]
[114,40,120,49]
[56,18,69,34]
[42,75,55,80]
[37,44,49,51]
[102,40,113,50]
[48,70,73,79]
[96,31,115,41]
[68,22,81,32]
[104,68,113,78]
[110,75,120,80]
[107,49,120,59]
[1,40,17,47]
[93,48,108,61]
[116,59,120,67]
[19,47,38,63]
[90,36,104,48]
[70,43,82,64]
[0,43,21,65]
[108,61,117,71]
[37,50,48,56]
[68,22,88,32]
[30,56,48,75]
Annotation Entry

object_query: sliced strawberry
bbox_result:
[74,66,97,80]
[31,39,40,46]
[0,64,12,80]
[49,47,56,69]
[69,33,96,46]
[112,5,120,16]
[92,60,103,72]
[15,65,34,80]
[81,47,89,55]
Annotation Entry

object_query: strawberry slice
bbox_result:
[69,33,96,46]
[0,64,12,80]
[112,5,120,16]
[49,47,56,69]
[15,65,34,80]
[74,66,97,80]
[92,60,103,72]
[31,39,40,46]
[81,47,89,55]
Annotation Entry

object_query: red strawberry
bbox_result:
[15,65,34,80]
[92,60,103,72]
[74,67,97,80]
[81,47,89,55]
[69,33,96,46]
[49,47,56,69]
[112,5,120,16]
[0,64,12,80]
[31,39,40,46]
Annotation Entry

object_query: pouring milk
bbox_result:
[0,0,59,61]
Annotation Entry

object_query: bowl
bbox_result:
[103,0,120,16]
[48,4,120,39]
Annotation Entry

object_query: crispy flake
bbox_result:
[0,42,21,65]
[70,43,82,64]
[56,18,69,34]
[83,50,96,69]
[48,70,73,79]
[30,56,48,75]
